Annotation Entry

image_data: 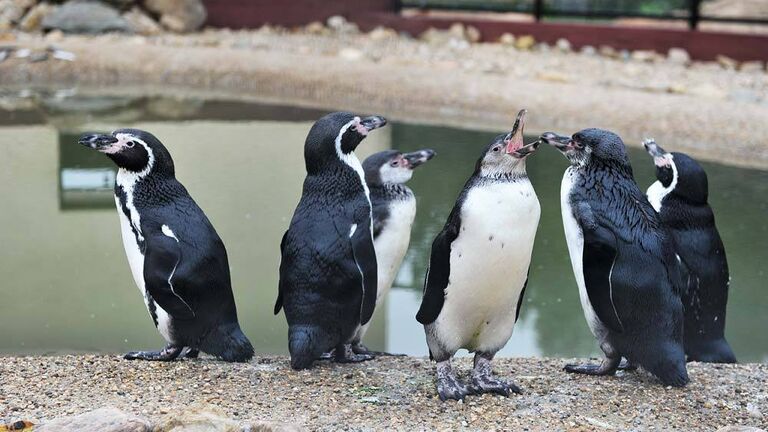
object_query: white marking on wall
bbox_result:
[349,223,357,238]
[646,154,678,212]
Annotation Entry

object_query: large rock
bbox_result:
[123,6,161,35]
[36,407,151,432]
[144,0,206,33]
[18,2,54,32]
[42,0,130,33]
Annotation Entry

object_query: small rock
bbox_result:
[498,33,515,45]
[599,45,618,58]
[631,49,659,62]
[123,7,161,35]
[667,47,690,65]
[326,15,358,34]
[18,2,54,32]
[580,45,596,55]
[367,26,396,41]
[36,407,151,432]
[536,71,569,82]
[244,421,306,432]
[465,25,481,43]
[155,408,240,431]
[746,402,763,419]
[716,54,738,70]
[0,0,25,23]
[555,38,571,52]
[42,0,130,34]
[739,60,764,73]
[716,427,766,432]
[44,28,64,41]
[448,22,465,39]
[144,0,206,33]
[303,21,326,35]
[338,47,364,61]
[514,34,535,50]
[28,50,47,62]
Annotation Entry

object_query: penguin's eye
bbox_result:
[492,146,501,153]
[390,160,398,167]
[126,141,136,148]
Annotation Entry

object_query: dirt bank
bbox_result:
[0,355,766,430]
[1,28,767,170]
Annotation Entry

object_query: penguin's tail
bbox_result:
[288,325,328,370]
[200,323,254,363]
[687,338,737,364]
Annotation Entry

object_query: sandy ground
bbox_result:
[0,28,767,170]
[0,355,766,430]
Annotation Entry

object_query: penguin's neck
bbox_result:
[369,183,413,205]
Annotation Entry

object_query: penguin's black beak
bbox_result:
[643,138,673,168]
[359,116,387,133]
[643,138,667,158]
[79,133,118,150]
[403,149,436,168]
[540,132,580,152]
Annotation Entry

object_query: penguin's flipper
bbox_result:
[582,223,625,333]
[350,216,377,325]
[274,231,288,315]
[143,233,195,320]
[416,217,460,325]
[514,275,529,323]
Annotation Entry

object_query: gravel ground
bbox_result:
[0,26,767,169]
[1,355,766,430]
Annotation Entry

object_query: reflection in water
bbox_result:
[0,95,766,362]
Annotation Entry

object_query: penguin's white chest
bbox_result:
[560,167,607,340]
[435,180,540,352]
[114,195,174,343]
[374,197,416,305]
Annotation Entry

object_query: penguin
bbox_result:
[416,109,540,401]
[643,138,736,363]
[275,112,387,370]
[78,129,254,362]
[541,128,689,386]
[348,148,436,355]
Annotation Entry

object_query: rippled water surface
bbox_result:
[1,94,766,362]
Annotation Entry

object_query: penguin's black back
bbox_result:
[278,165,373,368]
[657,153,734,362]
[571,157,688,385]
[129,176,252,361]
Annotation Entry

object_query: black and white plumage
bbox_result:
[275,112,387,370]
[643,139,736,363]
[541,129,688,386]
[416,110,541,401]
[78,129,254,362]
[348,149,436,354]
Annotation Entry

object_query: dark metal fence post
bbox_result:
[689,0,701,30]
[533,0,544,21]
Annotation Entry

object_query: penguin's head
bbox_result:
[363,149,436,186]
[78,128,175,177]
[644,138,708,203]
[476,109,539,178]
[541,128,629,168]
[304,112,387,173]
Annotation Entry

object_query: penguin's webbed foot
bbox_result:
[334,344,374,363]
[564,357,620,376]
[470,352,521,397]
[124,345,182,361]
[180,347,199,359]
[617,358,638,371]
[436,360,470,402]
[317,350,335,361]
[351,343,406,357]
